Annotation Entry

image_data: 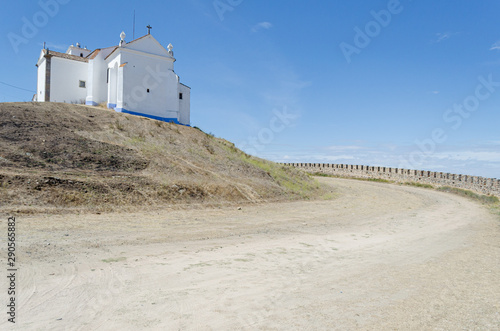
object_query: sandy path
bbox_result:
[2,177,499,330]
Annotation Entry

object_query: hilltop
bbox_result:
[0,102,322,214]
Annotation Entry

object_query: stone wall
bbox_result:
[283,163,500,197]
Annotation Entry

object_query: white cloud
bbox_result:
[262,143,500,179]
[43,42,68,52]
[434,32,451,43]
[490,41,500,51]
[433,32,461,44]
[252,22,273,33]
[277,154,356,162]
[432,151,500,162]
[326,145,364,152]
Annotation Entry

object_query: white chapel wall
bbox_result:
[86,51,109,106]
[178,84,190,125]
[36,60,46,101]
[107,56,121,108]
[124,37,170,58]
[119,51,180,121]
[49,57,88,103]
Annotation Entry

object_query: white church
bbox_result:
[35,30,191,125]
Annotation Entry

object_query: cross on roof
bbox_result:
[147,25,152,34]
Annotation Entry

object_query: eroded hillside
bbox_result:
[0,102,322,214]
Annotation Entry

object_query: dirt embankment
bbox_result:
[0,102,322,214]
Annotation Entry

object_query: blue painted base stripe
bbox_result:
[116,108,189,125]
[86,101,98,106]
[107,103,117,109]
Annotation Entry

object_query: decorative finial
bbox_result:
[167,43,173,51]
[147,25,152,34]
[120,31,126,46]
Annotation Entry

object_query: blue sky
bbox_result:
[1,0,499,178]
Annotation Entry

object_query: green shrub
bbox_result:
[403,182,434,189]
[243,157,320,199]
[437,186,499,204]
[310,172,391,183]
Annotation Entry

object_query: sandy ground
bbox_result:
[2,177,499,330]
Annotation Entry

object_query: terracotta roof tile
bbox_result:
[87,49,101,59]
[125,34,149,45]
[104,47,118,60]
[104,35,151,60]
[45,49,89,63]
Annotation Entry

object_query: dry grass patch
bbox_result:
[0,102,324,214]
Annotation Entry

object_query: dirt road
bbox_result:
[3,177,500,330]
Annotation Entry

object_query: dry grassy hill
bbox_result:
[0,102,322,214]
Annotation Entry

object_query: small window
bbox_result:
[80,53,83,57]
[147,89,150,93]
[107,68,110,83]
[179,93,183,100]
[79,80,86,88]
